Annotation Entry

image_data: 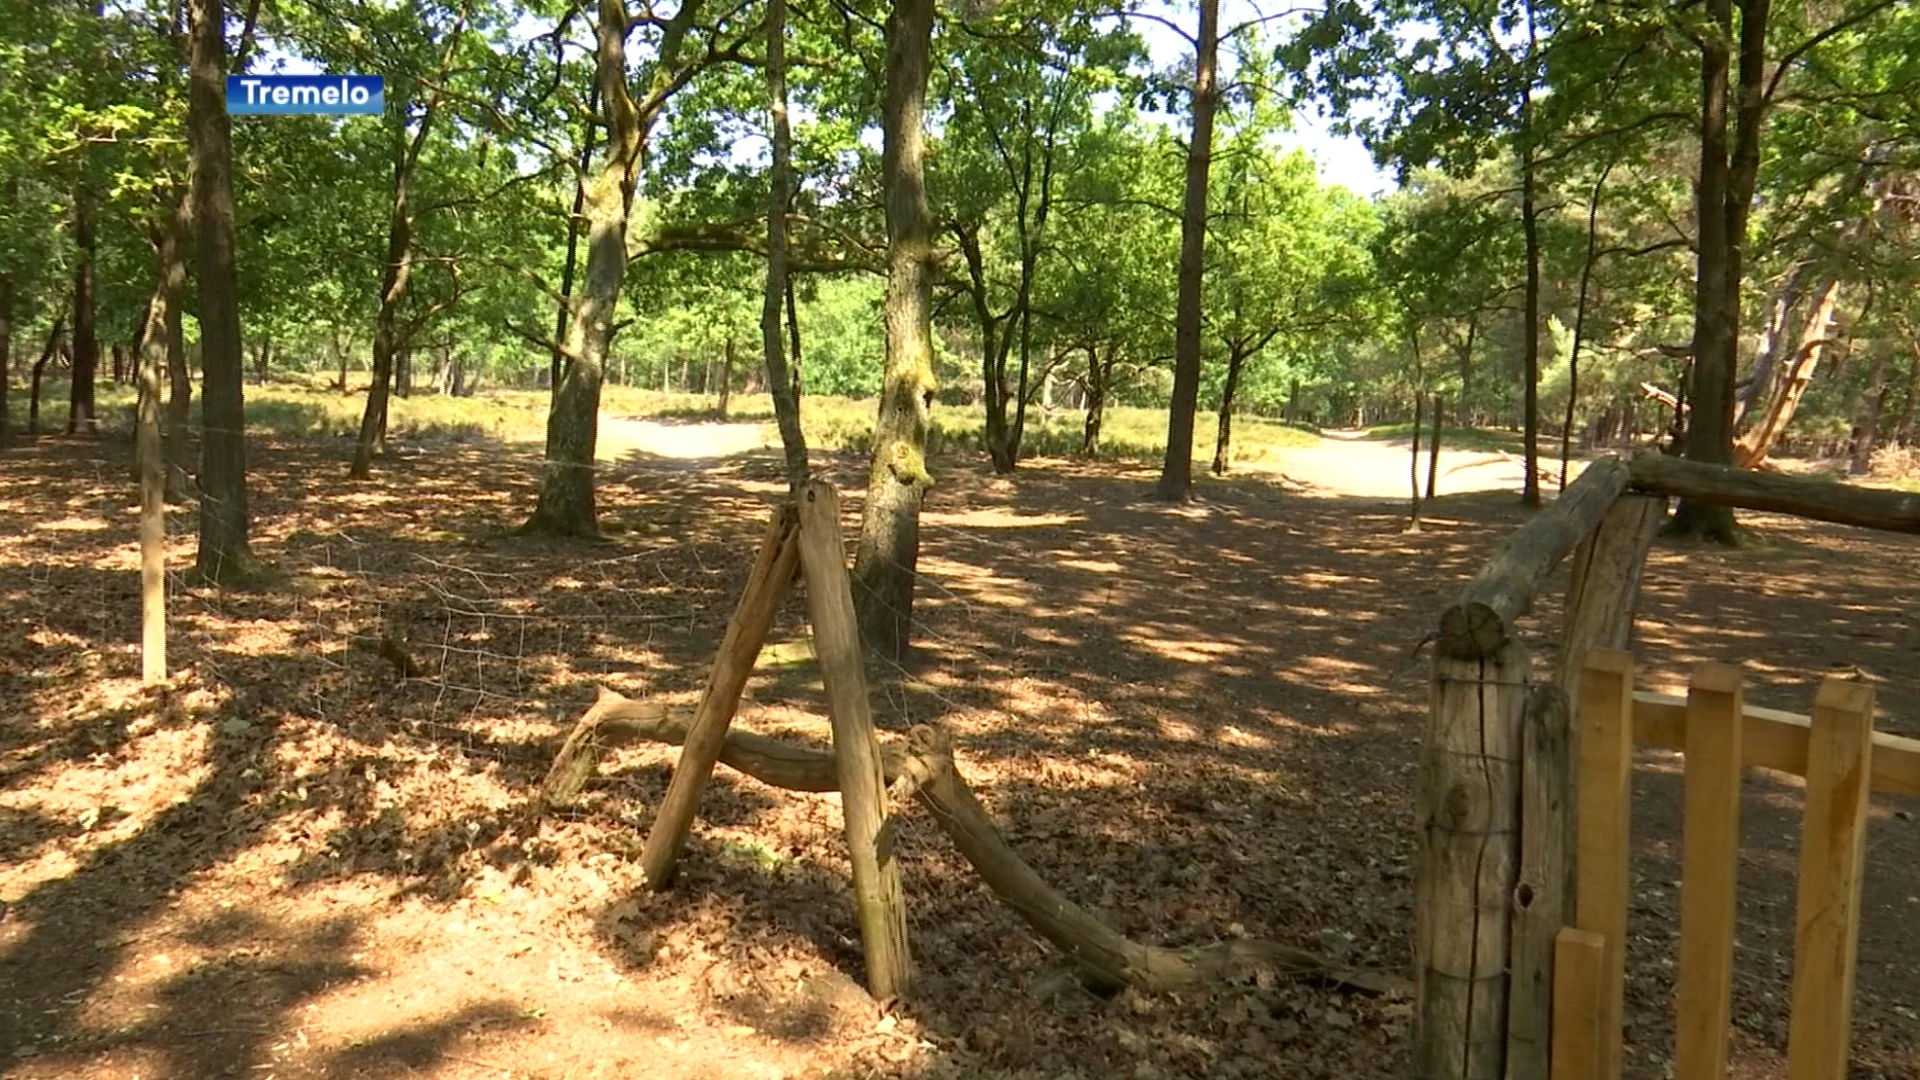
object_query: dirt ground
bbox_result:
[1,422,1916,1080]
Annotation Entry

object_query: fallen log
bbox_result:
[1627,451,1920,534]
[538,689,1404,997]
[1437,457,1630,660]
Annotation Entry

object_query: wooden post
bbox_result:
[1549,928,1606,1080]
[1507,685,1572,1080]
[1574,650,1634,1080]
[1557,494,1664,691]
[1784,679,1875,1080]
[1415,639,1530,1080]
[793,481,911,999]
[1675,663,1744,1080]
[639,505,801,888]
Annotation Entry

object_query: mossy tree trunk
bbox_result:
[67,182,98,435]
[852,0,937,662]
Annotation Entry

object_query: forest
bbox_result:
[3,0,1919,1076]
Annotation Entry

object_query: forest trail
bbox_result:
[1237,428,1541,499]
[594,416,1549,499]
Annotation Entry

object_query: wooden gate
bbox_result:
[1553,650,1920,1080]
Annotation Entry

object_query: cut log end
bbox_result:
[1437,601,1508,660]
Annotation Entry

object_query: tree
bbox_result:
[852,0,937,661]
[188,0,253,583]
[760,0,807,490]
[1156,0,1219,501]
[523,0,738,536]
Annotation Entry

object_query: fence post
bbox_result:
[1785,678,1875,1080]
[1416,639,1529,1080]
[1507,685,1573,1080]
[794,481,912,1000]
[1675,663,1744,1080]
[639,505,802,888]
[1574,649,1634,1080]
[1557,494,1664,691]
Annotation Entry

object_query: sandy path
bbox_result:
[595,416,775,462]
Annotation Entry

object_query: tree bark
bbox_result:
[68,182,99,435]
[1630,450,1920,534]
[1732,277,1842,469]
[163,198,192,434]
[1427,395,1444,501]
[1670,0,1771,543]
[1082,343,1108,457]
[852,0,937,662]
[1518,116,1541,507]
[0,269,11,447]
[135,246,172,684]
[1848,341,1890,476]
[717,335,733,418]
[1211,344,1246,476]
[1563,163,1611,491]
[554,78,601,398]
[1407,392,1424,531]
[188,0,254,583]
[29,310,62,437]
[1155,0,1219,501]
[760,0,808,491]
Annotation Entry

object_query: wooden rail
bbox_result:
[1631,690,1920,798]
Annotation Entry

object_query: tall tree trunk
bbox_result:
[1455,315,1477,427]
[760,0,808,490]
[1670,0,1770,543]
[143,203,194,502]
[1155,0,1219,501]
[1407,392,1424,531]
[68,183,99,435]
[336,330,350,391]
[1210,344,1245,476]
[0,269,11,448]
[852,0,936,661]
[189,0,253,582]
[135,240,172,684]
[1848,340,1889,475]
[1562,162,1611,490]
[554,78,602,398]
[1517,41,1541,507]
[1426,396,1443,500]
[1081,344,1107,456]
[786,273,803,412]
[956,225,1014,472]
[1736,259,1810,425]
[163,198,192,433]
[351,143,423,478]
[525,0,691,536]
[29,311,62,437]
[1732,277,1841,468]
[716,336,733,418]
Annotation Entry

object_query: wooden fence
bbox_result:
[1552,651,1916,1080]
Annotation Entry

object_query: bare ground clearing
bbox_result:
[1,425,1915,1079]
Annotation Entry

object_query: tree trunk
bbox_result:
[1211,345,1245,476]
[68,183,98,435]
[760,0,808,490]
[395,345,412,399]
[1082,344,1107,457]
[851,0,937,662]
[135,247,171,685]
[1849,341,1889,476]
[1736,260,1811,426]
[1670,0,1770,543]
[1408,393,1424,532]
[786,273,803,411]
[1895,342,1920,447]
[0,270,11,448]
[163,200,192,435]
[1733,277,1841,469]
[1518,102,1541,507]
[189,0,253,583]
[1455,315,1477,427]
[1427,395,1443,500]
[554,78,601,398]
[1155,0,1218,501]
[29,312,61,437]
[1563,163,1611,490]
[524,0,684,537]
[957,226,1015,473]
[717,336,733,418]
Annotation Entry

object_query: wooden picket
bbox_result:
[1553,657,1890,1080]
